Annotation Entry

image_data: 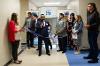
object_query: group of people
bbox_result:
[8,12,53,64]
[8,2,100,64]
[23,13,52,56]
[55,12,83,55]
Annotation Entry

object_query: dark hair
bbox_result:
[70,13,75,22]
[41,14,44,16]
[70,13,75,17]
[28,12,32,15]
[59,13,64,17]
[32,13,38,17]
[11,13,18,25]
[87,3,98,15]
[41,14,45,17]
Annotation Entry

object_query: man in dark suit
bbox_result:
[36,14,51,56]
[29,13,39,48]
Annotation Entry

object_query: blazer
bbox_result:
[30,19,36,31]
[35,19,50,37]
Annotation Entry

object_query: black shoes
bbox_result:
[83,56,99,63]
[57,50,66,53]
[46,53,51,56]
[62,51,66,53]
[57,50,62,52]
[38,54,41,56]
[88,59,98,63]
[38,53,51,56]
[83,56,92,59]
[36,48,39,51]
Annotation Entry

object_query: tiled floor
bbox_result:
[9,45,69,66]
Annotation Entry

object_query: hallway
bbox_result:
[9,46,69,66]
[7,46,100,66]
[0,0,100,66]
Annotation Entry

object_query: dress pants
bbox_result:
[38,36,50,55]
[27,32,34,48]
[88,30,99,60]
[58,36,67,52]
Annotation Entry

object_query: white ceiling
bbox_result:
[29,0,74,7]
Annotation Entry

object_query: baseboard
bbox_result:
[4,59,12,66]
[4,49,24,66]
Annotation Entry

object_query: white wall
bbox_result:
[0,0,20,65]
[67,0,79,15]
[29,1,38,11]
[20,0,29,43]
[79,0,100,49]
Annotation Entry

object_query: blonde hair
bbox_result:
[76,15,82,22]
[64,16,68,22]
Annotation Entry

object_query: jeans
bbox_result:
[11,40,20,61]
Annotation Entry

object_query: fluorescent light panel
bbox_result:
[44,2,61,5]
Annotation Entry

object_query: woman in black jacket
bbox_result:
[84,3,100,63]
[67,13,75,49]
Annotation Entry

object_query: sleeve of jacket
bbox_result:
[90,12,100,27]
[77,21,83,33]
